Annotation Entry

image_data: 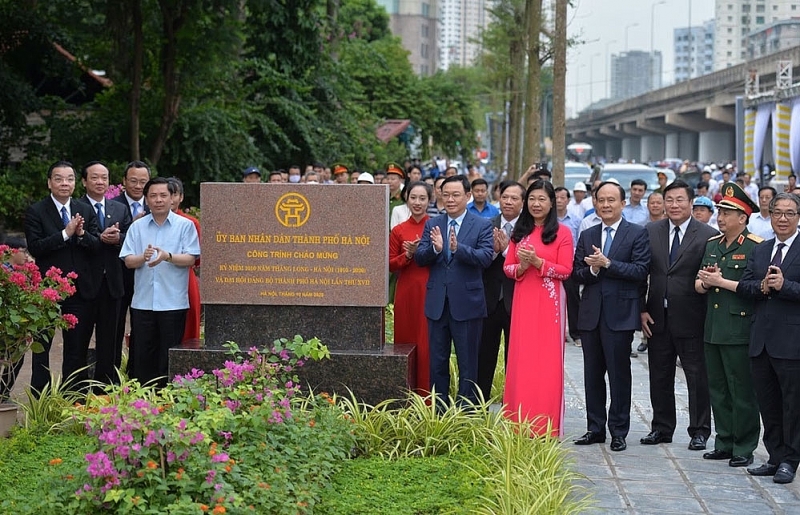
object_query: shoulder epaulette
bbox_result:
[708,234,723,241]
[747,233,765,243]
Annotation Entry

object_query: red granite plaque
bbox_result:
[201,183,389,306]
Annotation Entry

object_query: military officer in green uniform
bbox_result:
[695,182,763,467]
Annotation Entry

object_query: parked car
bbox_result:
[564,161,592,191]
[590,163,660,198]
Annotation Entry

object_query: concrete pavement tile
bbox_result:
[613,466,683,481]
[691,483,765,501]
[616,479,695,498]
[756,483,800,504]
[628,494,703,513]
[702,500,777,514]
[775,503,800,515]
[575,464,617,479]
[682,469,758,488]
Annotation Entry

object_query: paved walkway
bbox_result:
[563,335,800,514]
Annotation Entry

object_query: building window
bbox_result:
[756,4,764,13]
[756,16,764,23]
[742,4,750,12]
[421,24,428,38]
[422,3,429,16]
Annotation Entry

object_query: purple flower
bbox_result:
[205,469,217,484]
[190,432,205,445]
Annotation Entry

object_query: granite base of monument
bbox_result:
[169,344,416,406]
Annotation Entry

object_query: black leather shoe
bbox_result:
[640,430,672,445]
[729,455,754,467]
[773,463,796,484]
[747,463,779,476]
[703,449,732,460]
[574,431,605,445]
[610,436,627,452]
[637,341,647,352]
[688,434,707,450]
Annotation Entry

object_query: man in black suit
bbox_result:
[572,181,651,452]
[110,161,151,376]
[737,192,800,484]
[640,180,719,450]
[79,161,132,385]
[24,160,101,392]
[477,180,525,401]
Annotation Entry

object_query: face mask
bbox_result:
[289,175,301,183]
[306,180,318,184]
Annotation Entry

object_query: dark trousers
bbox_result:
[705,343,760,457]
[79,277,121,386]
[428,298,483,407]
[116,274,134,377]
[130,308,187,388]
[564,277,581,339]
[31,295,93,394]
[647,318,711,439]
[477,299,511,402]
[751,350,800,470]
[581,311,634,438]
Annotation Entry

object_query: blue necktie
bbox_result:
[96,202,105,230]
[61,206,69,228]
[602,226,613,256]
[132,201,141,217]
[771,242,786,267]
[445,219,457,261]
[669,227,681,265]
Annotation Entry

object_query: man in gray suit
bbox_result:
[640,180,719,451]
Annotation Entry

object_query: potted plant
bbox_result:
[0,244,77,435]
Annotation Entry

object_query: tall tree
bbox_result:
[521,0,542,170]
[551,0,567,185]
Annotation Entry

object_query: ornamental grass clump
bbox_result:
[4,336,355,515]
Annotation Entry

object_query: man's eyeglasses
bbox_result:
[770,210,799,219]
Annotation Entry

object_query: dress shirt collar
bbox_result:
[775,229,799,248]
[50,194,71,213]
[448,210,467,226]
[125,192,144,207]
[668,217,691,236]
[602,217,622,233]
[501,215,519,227]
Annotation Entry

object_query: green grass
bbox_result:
[317,452,486,515]
[0,428,94,500]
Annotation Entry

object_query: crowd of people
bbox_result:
[3,157,799,486]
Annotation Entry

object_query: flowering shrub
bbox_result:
[104,184,124,200]
[13,336,354,514]
[0,245,77,386]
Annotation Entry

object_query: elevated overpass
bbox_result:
[567,45,800,163]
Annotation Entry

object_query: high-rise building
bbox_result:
[610,51,663,100]
[438,0,492,70]
[377,1,439,76]
[674,20,715,83]
[713,0,796,70]
[747,18,800,59]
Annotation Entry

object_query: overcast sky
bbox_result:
[566,0,715,114]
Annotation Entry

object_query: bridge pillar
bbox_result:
[641,136,665,163]
[621,138,641,162]
[698,130,734,162]
[665,133,680,158]
[605,140,622,161]
[679,133,699,161]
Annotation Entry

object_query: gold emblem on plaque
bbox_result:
[275,193,311,228]
[725,186,734,197]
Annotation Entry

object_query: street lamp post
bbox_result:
[590,52,601,107]
[650,0,666,89]
[606,39,618,99]
[625,23,639,52]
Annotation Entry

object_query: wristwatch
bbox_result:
[603,258,611,269]
[167,252,173,263]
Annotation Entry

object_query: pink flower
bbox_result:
[41,287,60,302]
[62,313,78,329]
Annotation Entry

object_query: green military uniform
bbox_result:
[700,184,763,460]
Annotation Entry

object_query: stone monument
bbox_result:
[169,183,416,403]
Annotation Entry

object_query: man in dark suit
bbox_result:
[24,160,101,393]
[640,180,719,450]
[110,160,151,376]
[477,180,525,401]
[572,181,651,452]
[416,175,494,407]
[737,192,800,484]
[79,161,133,385]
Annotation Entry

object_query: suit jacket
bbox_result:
[573,218,651,331]
[738,236,800,359]
[415,210,494,321]
[482,215,516,315]
[78,195,133,299]
[109,193,149,217]
[110,193,147,296]
[24,196,101,300]
[643,218,719,337]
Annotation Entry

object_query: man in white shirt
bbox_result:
[568,181,588,220]
[741,173,759,204]
[749,186,776,240]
